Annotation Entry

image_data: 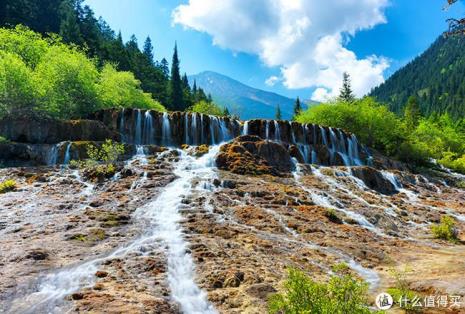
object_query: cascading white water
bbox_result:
[184,113,190,144]
[320,126,328,146]
[134,109,142,145]
[242,121,249,136]
[200,114,205,144]
[120,108,126,143]
[218,118,230,142]
[265,121,270,139]
[143,110,154,145]
[192,113,198,145]
[274,121,281,141]
[381,171,417,201]
[10,146,220,314]
[162,112,171,147]
[47,144,59,166]
[63,142,72,165]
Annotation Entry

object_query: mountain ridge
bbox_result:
[370,35,465,118]
[188,71,312,120]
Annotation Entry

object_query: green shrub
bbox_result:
[0,136,9,143]
[386,267,420,312]
[0,179,16,193]
[268,264,375,314]
[431,216,459,242]
[324,208,342,224]
[189,100,225,116]
[86,139,125,165]
[98,63,165,111]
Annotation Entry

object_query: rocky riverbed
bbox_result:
[0,140,464,313]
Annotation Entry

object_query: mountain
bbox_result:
[189,71,313,120]
[370,35,465,119]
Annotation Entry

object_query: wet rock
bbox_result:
[26,249,49,261]
[246,283,277,300]
[95,271,108,278]
[351,166,397,195]
[216,136,292,176]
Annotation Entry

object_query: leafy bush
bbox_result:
[98,64,165,111]
[189,100,226,116]
[386,266,420,312]
[324,208,342,224]
[0,136,10,143]
[296,97,406,155]
[72,140,124,181]
[0,26,166,118]
[431,216,459,242]
[0,179,16,193]
[268,264,374,314]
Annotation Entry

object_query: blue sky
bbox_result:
[85,0,465,100]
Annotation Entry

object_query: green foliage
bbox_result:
[0,136,9,143]
[0,51,36,113]
[431,216,459,242]
[404,96,421,131]
[86,139,125,165]
[34,44,100,118]
[169,43,185,111]
[324,208,342,224]
[98,64,165,111]
[0,179,17,193]
[268,264,375,314]
[370,35,465,119]
[0,26,166,118]
[189,100,225,116]
[338,72,355,103]
[296,97,406,155]
[386,267,419,312]
[293,97,302,120]
[276,105,282,120]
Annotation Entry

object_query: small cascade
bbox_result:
[120,109,126,143]
[274,121,281,141]
[143,111,154,145]
[242,121,249,136]
[63,142,72,166]
[265,121,270,139]
[161,112,171,147]
[184,114,190,144]
[218,117,230,142]
[192,113,198,145]
[134,109,142,145]
[381,171,417,201]
[47,144,59,166]
[200,114,205,144]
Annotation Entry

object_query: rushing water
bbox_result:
[7,146,220,314]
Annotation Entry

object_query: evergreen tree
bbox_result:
[182,73,190,91]
[275,105,282,120]
[169,43,184,111]
[404,96,422,130]
[293,97,302,120]
[59,0,83,44]
[339,72,355,103]
[143,36,154,65]
[223,107,230,117]
[159,58,169,79]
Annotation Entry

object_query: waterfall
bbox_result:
[63,142,72,165]
[120,109,126,143]
[265,121,270,139]
[218,118,230,142]
[134,110,142,145]
[184,114,189,144]
[290,122,296,143]
[242,121,249,136]
[192,113,198,145]
[347,134,362,166]
[274,121,281,141]
[311,149,317,164]
[162,112,171,147]
[200,114,205,144]
[47,144,59,166]
[143,111,154,145]
[320,126,328,146]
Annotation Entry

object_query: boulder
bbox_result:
[350,166,397,195]
[216,136,293,176]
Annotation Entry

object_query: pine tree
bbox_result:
[404,96,422,130]
[293,97,302,120]
[143,36,154,65]
[159,58,169,79]
[59,0,83,45]
[339,72,355,103]
[182,73,190,91]
[223,107,230,117]
[275,105,282,120]
[169,43,184,111]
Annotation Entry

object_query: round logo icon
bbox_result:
[375,292,394,310]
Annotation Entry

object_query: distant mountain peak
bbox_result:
[189,71,314,120]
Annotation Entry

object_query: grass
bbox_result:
[431,216,459,243]
[0,136,10,144]
[0,179,16,193]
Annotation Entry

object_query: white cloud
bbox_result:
[173,0,390,101]
[265,75,280,86]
